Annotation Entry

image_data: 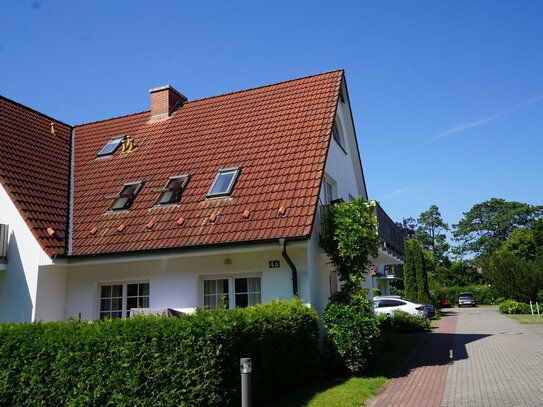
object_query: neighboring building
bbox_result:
[0,70,403,322]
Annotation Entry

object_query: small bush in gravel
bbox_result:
[499,300,532,314]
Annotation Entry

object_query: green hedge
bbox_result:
[498,300,532,314]
[442,285,497,305]
[0,300,319,406]
[376,311,431,334]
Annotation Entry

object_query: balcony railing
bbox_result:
[374,202,405,259]
[319,202,405,260]
[385,264,404,279]
[0,224,8,262]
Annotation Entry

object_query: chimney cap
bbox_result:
[149,85,187,102]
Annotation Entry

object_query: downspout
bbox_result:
[279,238,298,297]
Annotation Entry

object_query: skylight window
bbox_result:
[97,135,125,157]
[155,175,189,205]
[207,168,240,197]
[107,182,144,211]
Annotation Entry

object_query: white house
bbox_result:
[0,70,403,322]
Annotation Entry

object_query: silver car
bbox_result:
[458,292,476,307]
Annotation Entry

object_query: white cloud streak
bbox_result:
[378,186,419,202]
[434,95,543,139]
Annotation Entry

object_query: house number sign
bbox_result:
[268,260,280,268]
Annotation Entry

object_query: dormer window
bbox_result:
[154,175,189,205]
[207,168,240,198]
[97,135,125,157]
[107,182,143,211]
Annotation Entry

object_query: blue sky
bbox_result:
[1,1,542,231]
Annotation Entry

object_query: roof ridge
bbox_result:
[0,95,72,128]
[74,69,344,127]
[186,69,345,105]
[74,109,149,127]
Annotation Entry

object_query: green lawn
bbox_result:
[265,334,422,407]
[506,314,543,324]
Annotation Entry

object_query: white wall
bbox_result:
[323,85,367,202]
[0,185,53,322]
[63,243,309,321]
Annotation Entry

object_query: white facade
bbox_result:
[0,184,53,322]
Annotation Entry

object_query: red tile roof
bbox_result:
[0,97,71,257]
[71,70,343,255]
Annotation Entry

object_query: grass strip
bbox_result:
[267,334,423,407]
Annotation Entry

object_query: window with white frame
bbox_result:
[202,276,261,310]
[323,178,336,205]
[99,282,149,319]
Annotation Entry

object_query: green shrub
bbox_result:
[443,285,497,305]
[499,300,532,314]
[322,289,379,375]
[382,311,431,333]
[373,288,381,297]
[537,289,543,304]
[0,300,319,406]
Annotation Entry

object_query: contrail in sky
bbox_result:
[434,95,543,139]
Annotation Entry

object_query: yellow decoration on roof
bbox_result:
[121,135,136,153]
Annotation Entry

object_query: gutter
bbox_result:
[279,238,298,297]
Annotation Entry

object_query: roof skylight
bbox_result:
[107,182,144,211]
[207,168,240,197]
[155,175,189,205]
[97,135,125,157]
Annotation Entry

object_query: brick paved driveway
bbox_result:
[370,307,543,407]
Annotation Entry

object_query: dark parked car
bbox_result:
[423,304,436,319]
[458,292,476,307]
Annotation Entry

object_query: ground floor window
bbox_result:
[203,276,261,310]
[99,282,149,319]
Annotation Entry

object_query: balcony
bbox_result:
[318,201,404,262]
[374,201,404,263]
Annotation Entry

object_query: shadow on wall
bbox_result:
[0,232,33,322]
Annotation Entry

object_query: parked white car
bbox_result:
[373,296,426,317]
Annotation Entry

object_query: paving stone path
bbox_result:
[369,307,543,407]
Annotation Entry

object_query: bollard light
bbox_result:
[240,358,252,374]
[240,358,252,407]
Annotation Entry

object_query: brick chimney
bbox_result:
[149,85,187,121]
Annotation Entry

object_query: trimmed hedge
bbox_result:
[0,300,319,406]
